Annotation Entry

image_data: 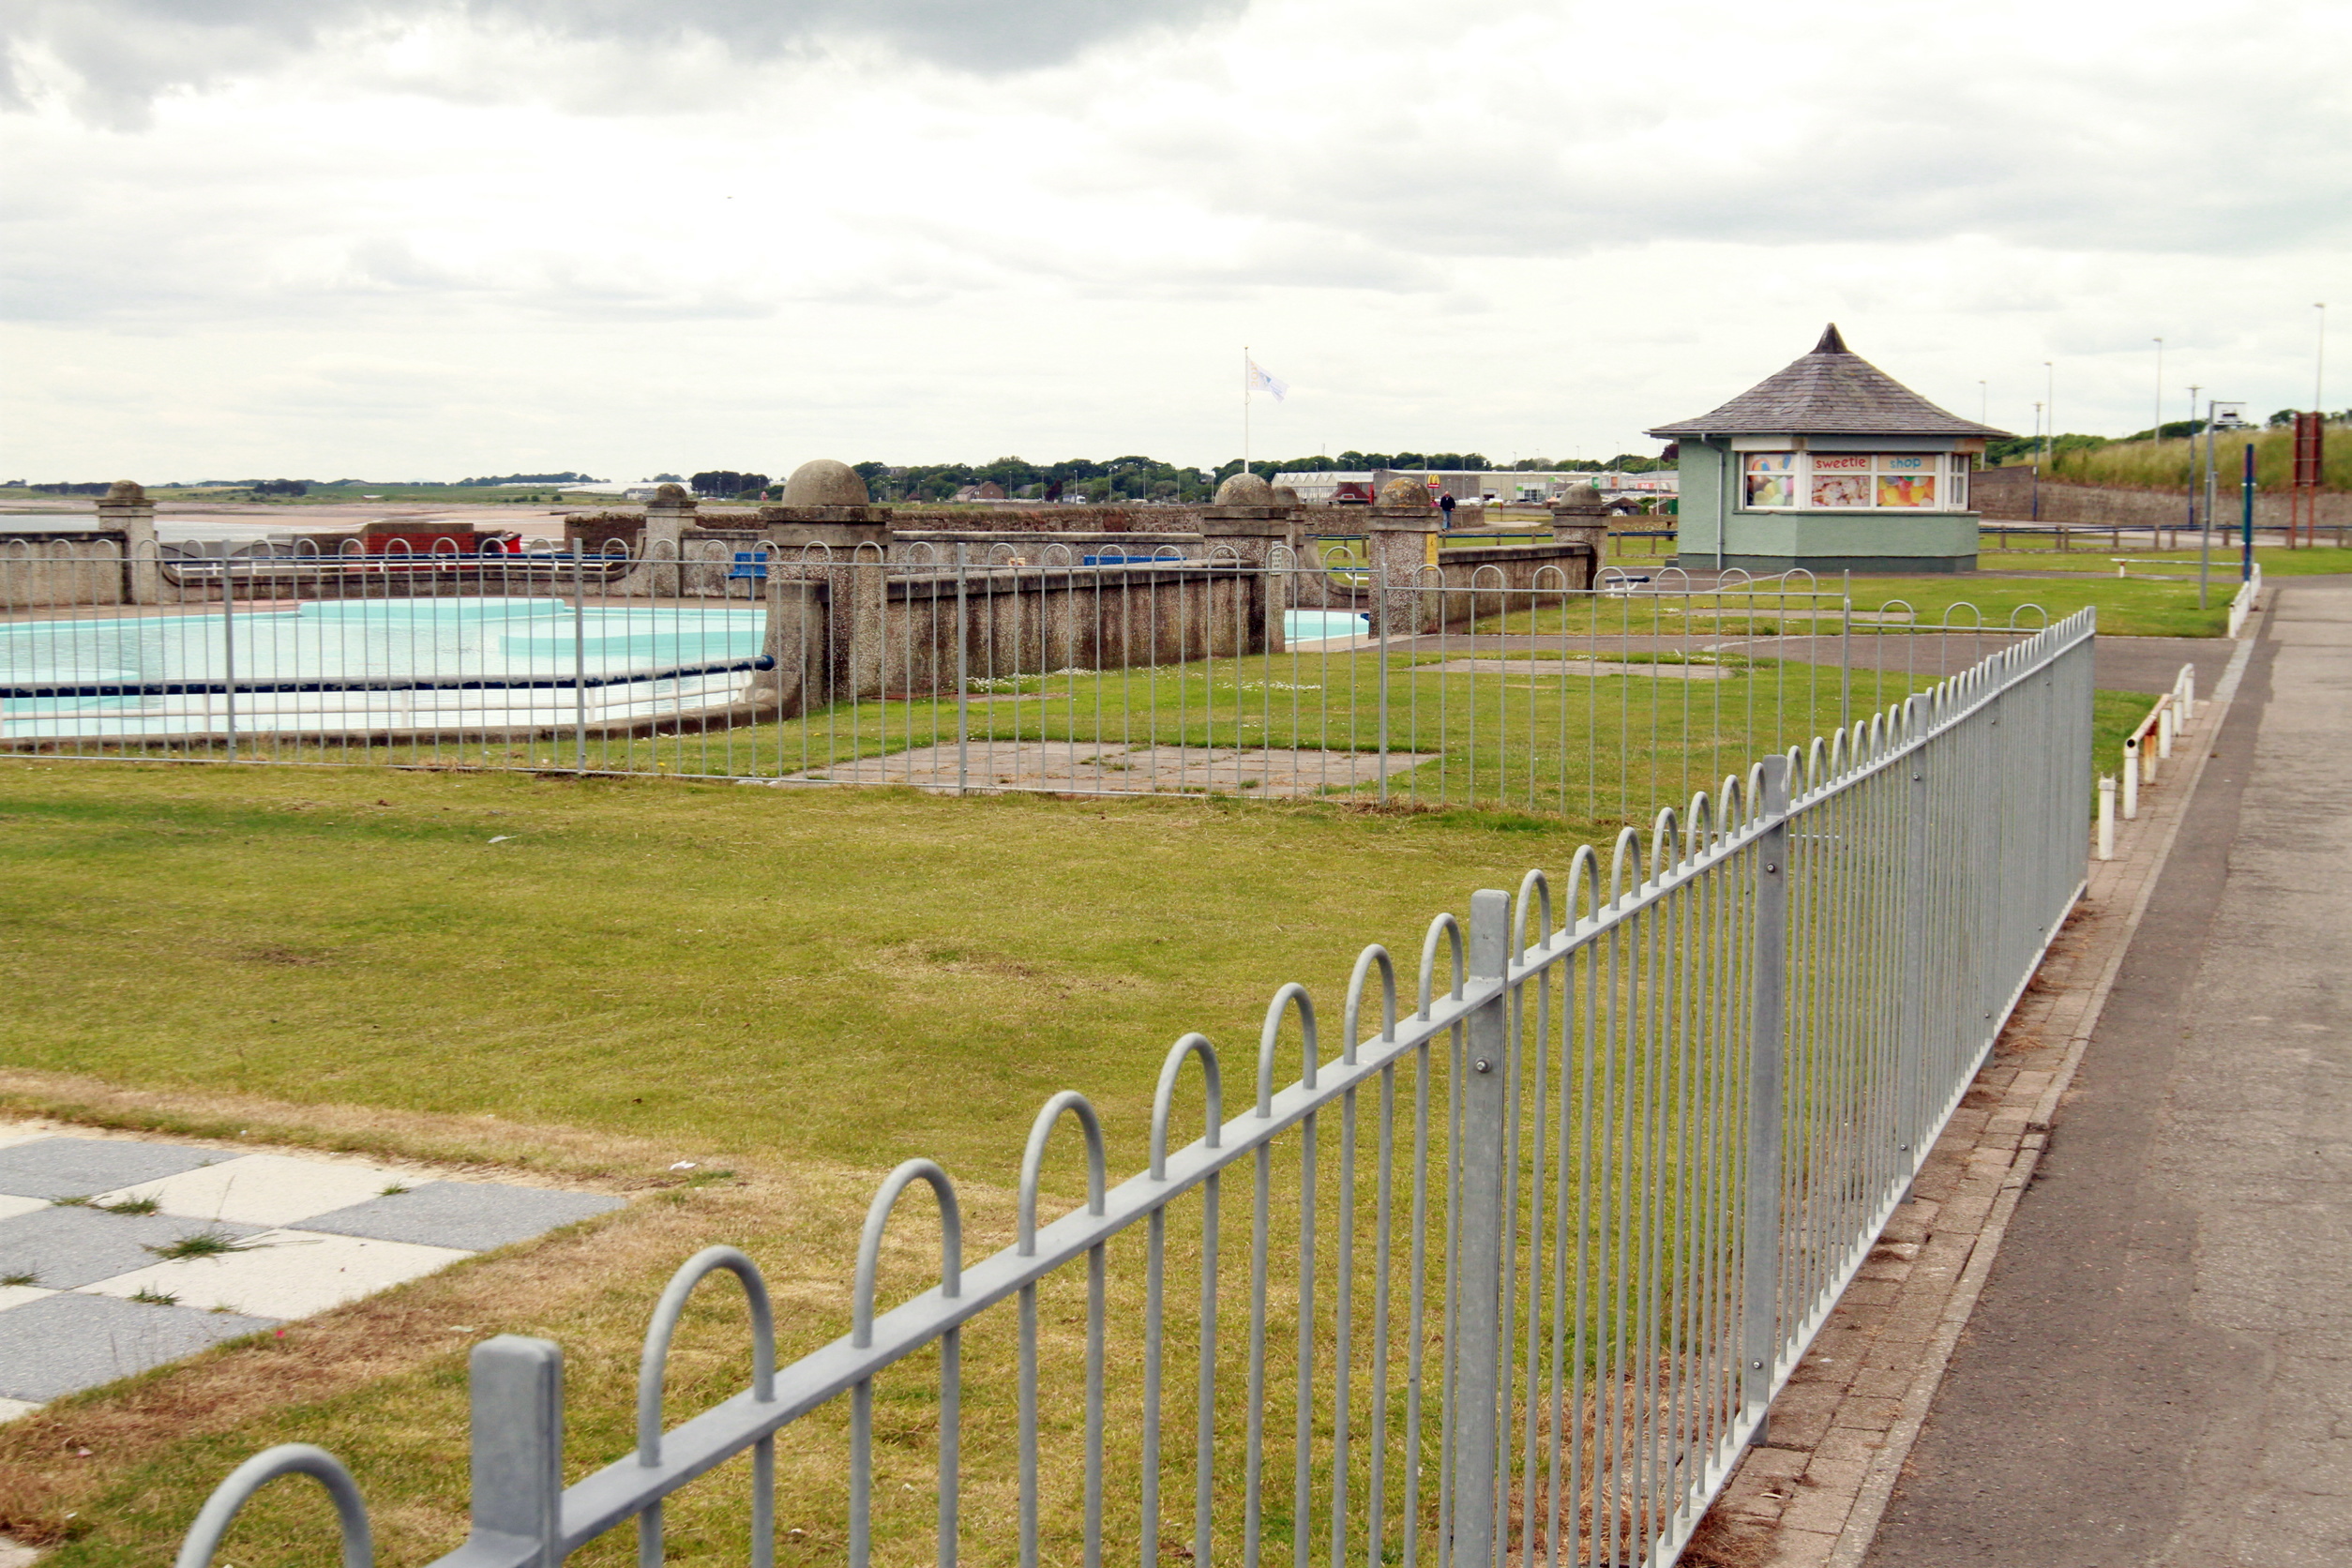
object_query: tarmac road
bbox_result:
[1862,580,2352,1566]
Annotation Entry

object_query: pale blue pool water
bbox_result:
[2,598,765,736]
[1284,611,1370,641]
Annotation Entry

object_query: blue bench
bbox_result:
[1082,551,1164,565]
[728,552,768,580]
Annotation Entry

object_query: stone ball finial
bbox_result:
[105,479,144,502]
[1378,476,1433,508]
[781,459,869,507]
[1270,484,1302,506]
[1561,482,1604,506]
[653,483,688,501]
[1214,472,1274,505]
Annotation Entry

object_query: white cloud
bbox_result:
[2,0,2346,480]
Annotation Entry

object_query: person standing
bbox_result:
[1439,490,1456,529]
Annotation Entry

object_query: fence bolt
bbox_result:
[1471,1058,1491,1074]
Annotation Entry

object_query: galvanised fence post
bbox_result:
[1896,700,1929,1184]
[1741,755,1790,1440]
[1448,889,1512,1568]
[463,1335,565,1568]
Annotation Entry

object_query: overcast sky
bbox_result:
[4,0,2346,482]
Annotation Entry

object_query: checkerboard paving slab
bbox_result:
[0,1291,277,1403]
[0,1137,223,1200]
[90,1153,416,1227]
[0,1205,271,1290]
[84,1230,473,1319]
[0,1131,627,1419]
[297,1181,623,1251]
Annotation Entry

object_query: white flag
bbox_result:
[1246,358,1289,400]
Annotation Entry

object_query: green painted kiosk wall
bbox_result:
[1671,440,1980,574]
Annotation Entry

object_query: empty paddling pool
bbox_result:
[1284,610,1371,641]
[0,598,771,741]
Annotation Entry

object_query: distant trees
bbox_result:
[795,447,1678,503]
[689,471,770,499]
[455,472,598,487]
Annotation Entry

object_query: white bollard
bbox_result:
[2122,738,2140,819]
[2158,701,2175,761]
[2181,665,2196,723]
[2098,776,2116,861]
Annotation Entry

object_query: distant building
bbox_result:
[1273,469,1677,505]
[1647,324,2006,574]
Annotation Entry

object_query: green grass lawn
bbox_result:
[56,648,1934,835]
[0,654,2148,1568]
[0,762,1600,1181]
[1975,543,2352,578]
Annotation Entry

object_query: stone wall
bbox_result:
[0,535,127,610]
[1973,465,2352,531]
[751,561,1273,709]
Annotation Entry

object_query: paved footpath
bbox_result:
[1863,580,2352,1565]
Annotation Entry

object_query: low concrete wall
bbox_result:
[755,563,1273,708]
[1974,466,2352,531]
[0,536,126,610]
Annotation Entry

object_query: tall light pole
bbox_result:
[2031,400,2043,522]
[2187,383,2202,541]
[2043,360,2056,475]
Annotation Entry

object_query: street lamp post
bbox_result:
[2031,400,2044,523]
[2200,400,2247,610]
[2186,383,2202,547]
[2044,361,2056,474]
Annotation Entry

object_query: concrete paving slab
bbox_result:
[772,740,1438,797]
[295,1181,622,1250]
[0,1206,270,1290]
[0,1291,276,1402]
[91,1153,414,1227]
[1423,657,1732,679]
[0,1199,45,1225]
[83,1229,472,1319]
[0,1138,221,1200]
[0,1288,53,1313]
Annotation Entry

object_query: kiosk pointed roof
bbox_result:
[1647,324,2008,439]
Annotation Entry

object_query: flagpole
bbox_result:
[1243,344,1251,477]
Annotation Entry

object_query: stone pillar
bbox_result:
[634,483,698,598]
[1548,483,1609,568]
[1199,504,1290,654]
[97,480,159,603]
[758,460,897,698]
[1362,479,1446,638]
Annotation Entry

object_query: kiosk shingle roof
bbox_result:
[1647,325,2010,440]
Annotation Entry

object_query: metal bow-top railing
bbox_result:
[172,609,2096,1568]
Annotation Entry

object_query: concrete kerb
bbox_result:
[1788,609,2267,1568]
